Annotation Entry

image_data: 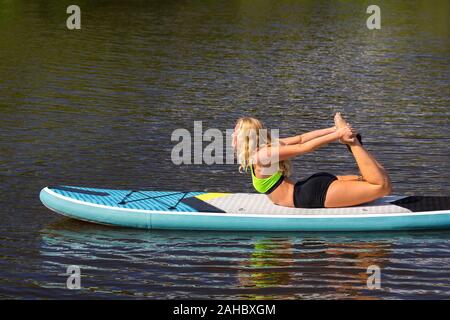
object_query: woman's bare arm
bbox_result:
[299,126,336,143]
[279,127,336,145]
[278,135,302,145]
[256,127,351,164]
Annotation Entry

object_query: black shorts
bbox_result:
[293,172,337,208]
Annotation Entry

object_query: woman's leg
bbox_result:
[336,175,363,181]
[324,140,392,208]
[348,140,390,186]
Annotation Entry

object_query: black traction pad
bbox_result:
[392,196,450,212]
[181,197,226,213]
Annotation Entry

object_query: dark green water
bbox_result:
[0,0,449,299]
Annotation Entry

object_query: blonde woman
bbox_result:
[232,113,392,208]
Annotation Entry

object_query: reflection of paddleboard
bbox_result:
[40,186,450,232]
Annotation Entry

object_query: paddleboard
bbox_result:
[40,186,450,231]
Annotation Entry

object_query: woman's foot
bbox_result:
[334,112,362,151]
[334,112,348,130]
[334,112,353,144]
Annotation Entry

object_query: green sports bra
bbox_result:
[251,165,284,194]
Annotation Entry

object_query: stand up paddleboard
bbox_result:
[40,186,450,232]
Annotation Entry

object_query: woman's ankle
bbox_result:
[347,134,363,147]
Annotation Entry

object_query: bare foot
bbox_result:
[334,112,348,129]
[334,112,355,144]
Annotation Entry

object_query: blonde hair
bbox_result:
[235,117,291,177]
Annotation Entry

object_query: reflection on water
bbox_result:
[35,219,450,299]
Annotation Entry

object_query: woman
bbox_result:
[232,113,392,208]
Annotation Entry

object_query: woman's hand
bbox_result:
[334,113,357,144]
[336,125,357,144]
